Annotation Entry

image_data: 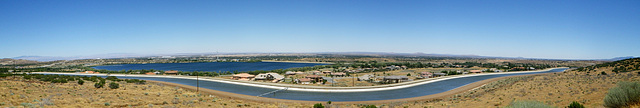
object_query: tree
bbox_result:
[567,101,585,108]
[109,82,119,89]
[78,80,84,85]
[406,73,411,76]
[313,103,324,108]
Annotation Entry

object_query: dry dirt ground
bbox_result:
[0,76,309,108]
[393,69,640,108]
[2,69,638,108]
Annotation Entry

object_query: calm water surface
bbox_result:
[92,62,327,72]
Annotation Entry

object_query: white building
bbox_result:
[255,73,285,82]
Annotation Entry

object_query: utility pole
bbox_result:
[196,72,199,93]
[353,74,356,87]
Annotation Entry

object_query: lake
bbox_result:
[92,62,327,72]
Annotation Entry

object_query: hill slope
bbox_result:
[394,58,640,107]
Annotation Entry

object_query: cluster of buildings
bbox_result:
[225,68,506,85]
[228,70,353,84]
[81,71,100,74]
[231,72,285,83]
[142,70,179,75]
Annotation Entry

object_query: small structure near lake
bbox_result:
[358,74,374,81]
[285,71,305,75]
[305,75,324,82]
[383,76,409,83]
[331,72,346,77]
[470,70,482,74]
[433,72,447,77]
[255,73,285,82]
[232,73,255,81]
[164,70,178,75]
[145,72,159,75]
[296,78,312,84]
[420,72,433,78]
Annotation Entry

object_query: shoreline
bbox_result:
[35,67,566,92]
[146,73,553,104]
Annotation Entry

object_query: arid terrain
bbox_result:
[1,58,638,108]
[393,58,640,108]
[0,76,309,108]
[392,70,639,108]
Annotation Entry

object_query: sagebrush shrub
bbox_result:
[504,100,554,108]
[109,82,119,89]
[567,101,585,108]
[94,82,104,88]
[78,80,84,85]
[604,81,640,108]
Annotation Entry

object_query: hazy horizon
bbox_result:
[2,0,639,59]
[5,52,637,61]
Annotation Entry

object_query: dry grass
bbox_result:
[0,76,308,108]
[393,69,640,108]
[3,67,638,108]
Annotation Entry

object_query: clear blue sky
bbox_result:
[1,0,639,59]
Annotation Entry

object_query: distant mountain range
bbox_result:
[5,52,637,62]
[11,53,154,62]
[596,56,638,61]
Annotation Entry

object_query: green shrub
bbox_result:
[104,102,110,106]
[601,71,607,75]
[94,82,104,88]
[106,76,118,81]
[125,79,146,84]
[504,100,554,108]
[78,80,84,85]
[0,73,10,77]
[567,101,585,108]
[313,103,324,108]
[604,81,640,108]
[363,105,377,108]
[23,75,31,79]
[109,82,119,89]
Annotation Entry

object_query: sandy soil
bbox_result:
[394,69,640,108]
[4,69,637,108]
[0,76,309,108]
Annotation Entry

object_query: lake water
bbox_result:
[92,62,327,72]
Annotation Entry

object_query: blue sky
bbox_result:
[1,0,639,59]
